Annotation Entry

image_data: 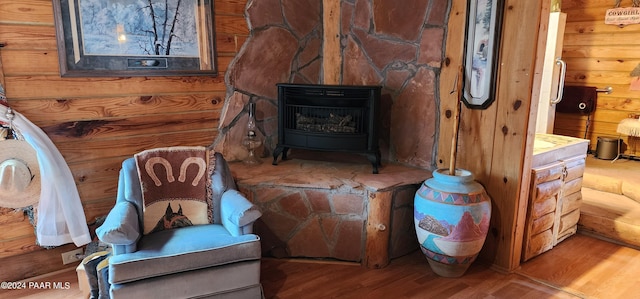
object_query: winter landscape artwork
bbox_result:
[80,0,200,57]
[53,0,217,77]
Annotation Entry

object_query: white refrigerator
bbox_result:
[535,11,567,134]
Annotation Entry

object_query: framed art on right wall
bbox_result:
[463,0,504,109]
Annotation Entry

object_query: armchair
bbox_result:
[96,148,262,298]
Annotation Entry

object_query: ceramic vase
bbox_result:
[414,168,491,277]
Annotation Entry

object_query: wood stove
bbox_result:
[272,83,382,173]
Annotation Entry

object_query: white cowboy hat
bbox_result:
[0,139,40,208]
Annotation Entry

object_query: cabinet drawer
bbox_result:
[524,229,554,261]
[532,162,564,185]
[563,155,586,182]
[556,226,577,243]
[563,177,583,195]
[532,195,557,219]
[534,179,563,203]
[531,212,555,235]
[561,191,582,215]
[559,208,581,233]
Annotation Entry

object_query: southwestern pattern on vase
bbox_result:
[414,184,491,266]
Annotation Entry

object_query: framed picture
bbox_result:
[462,0,504,109]
[52,0,217,77]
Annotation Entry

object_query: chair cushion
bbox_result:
[108,224,260,284]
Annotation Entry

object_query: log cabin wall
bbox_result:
[555,0,640,154]
[0,0,547,281]
[0,0,248,281]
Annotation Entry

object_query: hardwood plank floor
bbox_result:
[261,252,578,299]
[517,233,640,299]
[4,233,639,298]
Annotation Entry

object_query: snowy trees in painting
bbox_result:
[79,0,199,57]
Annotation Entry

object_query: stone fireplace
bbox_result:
[212,0,449,267]
[214,0,445,168]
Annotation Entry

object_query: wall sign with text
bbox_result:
[605,7,640,26]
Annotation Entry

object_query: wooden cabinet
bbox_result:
[522,155,586,262]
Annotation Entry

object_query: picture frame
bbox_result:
[52,0,217,77]
[462,0,504,109]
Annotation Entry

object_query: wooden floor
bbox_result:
[5,233,640,299]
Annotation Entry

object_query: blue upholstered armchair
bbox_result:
[96,148,263,298]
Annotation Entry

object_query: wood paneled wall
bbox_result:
[437,0,543,272]
[556,0,640,154]
[0,0,248,281]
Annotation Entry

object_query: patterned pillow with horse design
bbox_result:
[135,146,216,235]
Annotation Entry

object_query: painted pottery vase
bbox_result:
[414,168,491,277]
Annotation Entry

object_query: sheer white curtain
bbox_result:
[1,103,90,247]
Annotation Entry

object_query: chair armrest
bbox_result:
[96,201,140,246]
[220,189,262,236]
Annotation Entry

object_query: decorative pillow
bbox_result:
[135,146,215,234]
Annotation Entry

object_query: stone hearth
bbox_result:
[230,151,431,268]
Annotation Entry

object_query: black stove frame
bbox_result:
[272,83,382,173]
